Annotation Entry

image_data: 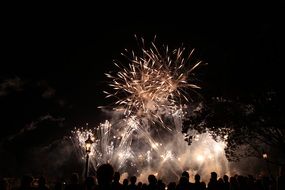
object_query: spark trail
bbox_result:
[71,38,229,183]
[103,38,202,126]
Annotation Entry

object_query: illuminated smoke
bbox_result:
[70,38,229,183]
[101,37,201,128]
[71,120,229,183]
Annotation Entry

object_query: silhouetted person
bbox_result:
[141,184,147,190]
[181,171,193,189]
[37,176,49,190]
[167,182,176,190]
[229,176,238,190]
[147,175,157,190]
[137,182,142,190]
[65,173,82,190]
[223,175,230,190]
[157,179,165,190]
[176,176,190,190]
[122,179,129,190]
[95,164,114,190]
[217,178,224,190]
[207,172,218,190]
[237,175,245,190]
[193,174,205,190]
[182,171,189,179]
[112,172,123,190]
[19,175,34,190]
[128,176,137,190]
[200,182,206,190]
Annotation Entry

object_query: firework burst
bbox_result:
[103,38,202,123]
[69,37,230,183]
[71,120,229,183]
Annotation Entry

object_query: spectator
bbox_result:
[112,172,123,190]
[193,174,205,190]
[128,176,137,190]
[207,172,218,190]
[95,164,114,190]
[223,175,230,190]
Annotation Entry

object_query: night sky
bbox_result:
[1,3,284,176]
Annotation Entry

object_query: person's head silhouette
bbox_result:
[210,172,217,181]
[96,164,114,186]
[130,176,137,185]
[113,172,120,183]
[148,175,157,185]
[182,171,189,181]
[195,174,200,182]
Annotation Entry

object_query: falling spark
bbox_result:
[70,38,229,183]
[103,38,202,126]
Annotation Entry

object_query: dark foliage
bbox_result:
[182,90,285,164]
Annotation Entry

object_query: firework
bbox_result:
[70,38,230,183]
[103,38,202,123]
[71,119,229,183]
[71,121,133,169]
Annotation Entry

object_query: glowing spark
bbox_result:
[103,38,202,125]
[194,134,200,141]
[208,155,213,160]
[70,38,231,184]
[196,155,205,162]
[214,143,223,153]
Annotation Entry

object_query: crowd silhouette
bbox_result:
[1,163,285,190]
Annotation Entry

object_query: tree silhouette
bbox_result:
[182,90,285,165]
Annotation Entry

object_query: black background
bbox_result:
[0,2,284,176]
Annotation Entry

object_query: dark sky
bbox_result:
[0,3,284,175]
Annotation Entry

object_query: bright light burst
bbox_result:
[70,37,230,183]
[71,127,96,156]
[103,38,202,122]
[71,121,124,167]
[71,119,229,183]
